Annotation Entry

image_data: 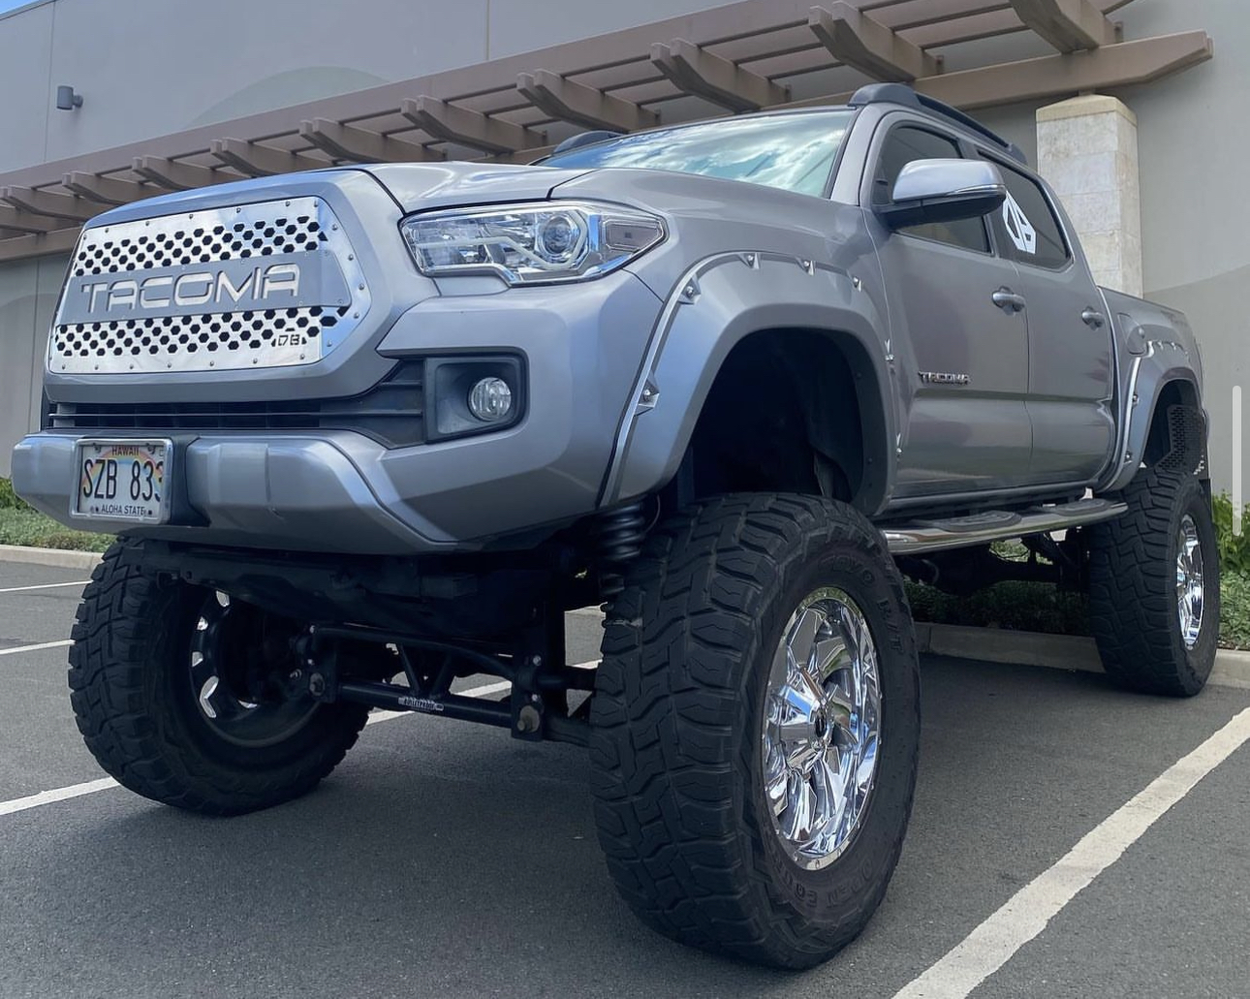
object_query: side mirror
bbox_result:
[878,159,1006,229]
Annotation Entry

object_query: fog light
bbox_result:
[468,377,513,422]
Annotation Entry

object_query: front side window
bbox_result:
[989,161,1071,269]
[872,125,990,254]
[542,111,856,198]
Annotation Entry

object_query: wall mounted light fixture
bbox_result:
[55,85,83,111]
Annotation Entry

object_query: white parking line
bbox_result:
[0,640,73,658]
[0,777,118,817]
[893,705,1250,999]
[0,580,90,594]
[0,677,523,817]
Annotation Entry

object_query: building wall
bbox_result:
[0,0,1245,497]
[974,0,1248,497]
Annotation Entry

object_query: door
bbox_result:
[867,122,1033,498]
[985,157,1116,484]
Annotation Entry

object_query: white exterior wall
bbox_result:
[0,0,1246,494]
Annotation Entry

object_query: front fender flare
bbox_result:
[600,250,895,512]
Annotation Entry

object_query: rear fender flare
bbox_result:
[1103,338,1202,493]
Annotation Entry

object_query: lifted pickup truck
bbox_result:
[13,83,1217,968]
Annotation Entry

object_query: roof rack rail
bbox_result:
[848,83,1028,166]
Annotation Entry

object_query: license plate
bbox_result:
[72,439,171,524]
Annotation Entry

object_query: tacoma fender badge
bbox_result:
[919,371,971,386]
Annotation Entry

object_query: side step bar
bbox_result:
[882,498,1127,555]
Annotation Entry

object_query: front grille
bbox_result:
[50,196,371,375]
[45,362,425,449]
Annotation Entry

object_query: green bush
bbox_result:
[1213,493,1250,574]
[0,477,32,512]
[906,580,1089,637]
[0,504,112,552]
[1222,571,1250,651]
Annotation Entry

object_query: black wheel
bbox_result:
[590,494,920,968]
[1089,467,1220,697]
[68,543,370,815]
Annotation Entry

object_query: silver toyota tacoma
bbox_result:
[11,84,1217,967]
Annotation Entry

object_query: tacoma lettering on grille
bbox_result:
[50,196,370,374]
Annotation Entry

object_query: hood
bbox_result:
[361,161,590,212]
[83,161,590,230]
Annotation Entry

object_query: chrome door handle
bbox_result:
[992,288,1026,314]
[1082,308,1107,329]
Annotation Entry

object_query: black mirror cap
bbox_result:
[878,187,1006,230]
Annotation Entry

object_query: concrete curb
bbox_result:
[0,544,103,570]
[919,623,1250,691]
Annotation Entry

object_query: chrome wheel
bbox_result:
[1176,514,1205,650]
[190,591,318,748]
[762,587,882,870]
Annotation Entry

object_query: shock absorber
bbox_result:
[597,500,648,600]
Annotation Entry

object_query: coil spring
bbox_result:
[598,500,648,599]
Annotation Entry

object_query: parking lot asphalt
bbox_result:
[0,558,1247,999]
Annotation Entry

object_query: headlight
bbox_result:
[401,201,665,285]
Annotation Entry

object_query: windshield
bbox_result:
[543,110,856,198]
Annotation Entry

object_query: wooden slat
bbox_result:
[810,3,940,82]
[61,171,151,205]
[516,70,658,131]
[1010,0,1116,52]
[0,206,59,234]
[650,39,789,111]
[299,119,441,163]
[864,0,1009,29]
[210,139,328,177]
[132,156,226,191]
[903,8,1029,47]
[400,97,546,153]
[0,187,98,222]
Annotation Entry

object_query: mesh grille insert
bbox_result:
[71,214,325,276]
[50,197,370,375]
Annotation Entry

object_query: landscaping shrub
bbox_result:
[0,477,32,511]
[1213,493,1250,575]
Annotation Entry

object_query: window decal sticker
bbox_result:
[1002,191,1037,255]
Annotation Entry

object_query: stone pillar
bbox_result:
[1036,94,1142,297]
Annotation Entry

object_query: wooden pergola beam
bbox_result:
[810,3,941,83]
[0,186,98,222]
[1010,0,1116,52]
[61,171,150,206]
[650,38,788,112]
[132,156,223,191]
[0,226,80,261]
[299,118,442,163]
[782,30,1211,112]
[210,138,327,177]
[517,70,658,133]
[0,206,59,234]
[399,96,545,154]
[918,30,1212,109]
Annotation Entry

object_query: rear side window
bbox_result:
[872,126,990,254]
[990,161,1071,269]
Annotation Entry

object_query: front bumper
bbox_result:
[14,268,662,554]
